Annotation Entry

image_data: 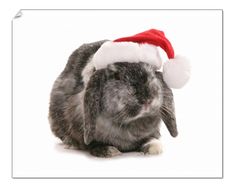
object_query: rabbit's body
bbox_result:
[49,40,178,157]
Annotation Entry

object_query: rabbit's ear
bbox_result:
[155,71,163,80]
[160,89,178,137]
[155,71,178,137]
[84,129,94,145]
[83,69,107,145]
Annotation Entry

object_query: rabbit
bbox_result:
[49,40,178,158]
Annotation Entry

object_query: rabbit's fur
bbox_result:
[49,40,178,157]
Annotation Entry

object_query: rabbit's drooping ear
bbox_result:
[156,71,178,137]
[160,100,178,137]
[83,69,107,145]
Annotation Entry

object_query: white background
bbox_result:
[12,10,222,178]
[1,0,236,188]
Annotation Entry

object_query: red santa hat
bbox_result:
[91,29,190,89]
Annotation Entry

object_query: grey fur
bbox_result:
[49,40,177,157]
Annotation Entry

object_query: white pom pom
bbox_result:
[163,55,191,89]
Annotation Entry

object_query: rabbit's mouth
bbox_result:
[124,98,161,123]
[139,95,162,112]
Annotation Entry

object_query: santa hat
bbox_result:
[91,29,191,89]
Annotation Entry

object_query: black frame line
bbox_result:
[11,9,224,179]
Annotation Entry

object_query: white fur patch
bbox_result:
[144,138,163,154]
[90,41,162,70]
[81,60,95,85]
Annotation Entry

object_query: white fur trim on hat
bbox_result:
[91,41,162,70]
[163,55,191,89]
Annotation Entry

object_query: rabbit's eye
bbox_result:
[114,72,120,80]
[140,75,148,84]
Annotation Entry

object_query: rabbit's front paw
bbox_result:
[141,138,163,155]
[90,145,122,158]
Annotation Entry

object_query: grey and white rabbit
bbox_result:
[49,40,178,157]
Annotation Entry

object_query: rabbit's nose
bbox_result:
[144,99,152,110]
[146,99,152,105]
